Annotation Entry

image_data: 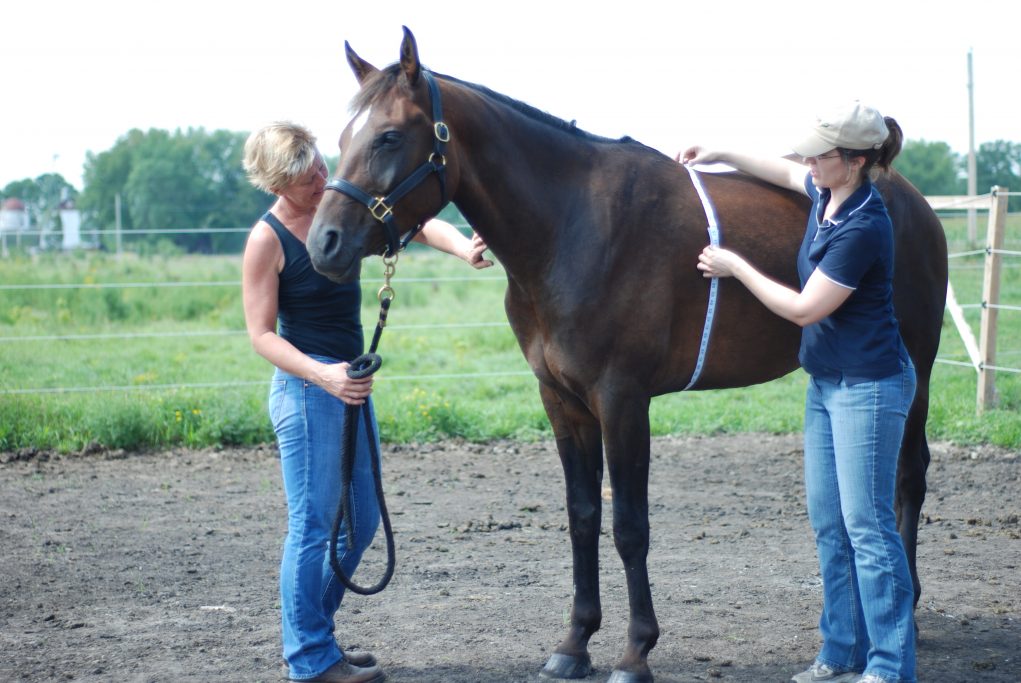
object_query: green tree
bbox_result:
[893,140,964,196]
[193,129,271,252]
[78,128,146,232]
[975,140,1020,211]
[78,128,272,253]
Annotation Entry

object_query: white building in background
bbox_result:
[1,198,28,255]
[1,196,88,253]
[59,198,81,249]
[1,197,27,231]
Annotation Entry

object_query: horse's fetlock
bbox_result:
[570,606,602,634]
[628,618,660,653]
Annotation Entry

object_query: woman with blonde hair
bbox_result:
[242,121,490,683]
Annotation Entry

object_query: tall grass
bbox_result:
[1,214,1018,453]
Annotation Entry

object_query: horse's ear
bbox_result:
[345,41,377,84]
[399,26,421,86]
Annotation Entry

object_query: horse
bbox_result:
[306,28,948,683]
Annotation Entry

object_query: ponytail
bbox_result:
[874,117,903,171]
[841,116,902,179]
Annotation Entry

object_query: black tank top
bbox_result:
[262,212,363,361]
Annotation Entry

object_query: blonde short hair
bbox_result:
[243,122,320,194]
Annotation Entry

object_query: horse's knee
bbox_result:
[612,517,650,560]
[567,498,601,538]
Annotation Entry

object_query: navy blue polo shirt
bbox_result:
[797,174,907,384]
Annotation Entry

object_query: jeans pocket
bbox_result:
[268,379,290,429]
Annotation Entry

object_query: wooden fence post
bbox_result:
[977,186,1008,412]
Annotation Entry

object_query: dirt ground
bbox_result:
[1,433,1018,683]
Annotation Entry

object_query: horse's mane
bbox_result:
[352,64,639,147]
[437,73,632,145]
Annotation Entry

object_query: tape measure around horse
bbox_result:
[684,166,721,391]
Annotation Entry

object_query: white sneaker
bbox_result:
[791,662,860,683]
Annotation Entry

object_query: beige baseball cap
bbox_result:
[792,101,889,157]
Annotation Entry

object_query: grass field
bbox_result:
[1,214,1018,453]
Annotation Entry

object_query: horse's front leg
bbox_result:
[603,390,658,683]
[538,384,604,680]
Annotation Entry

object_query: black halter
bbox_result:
[325,70,449,257]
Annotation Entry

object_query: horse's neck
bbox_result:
[448,97,600,282]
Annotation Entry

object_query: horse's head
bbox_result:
[308,27,455,283]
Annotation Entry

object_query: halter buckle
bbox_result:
[434,121,450,143]
[369,197,394,222]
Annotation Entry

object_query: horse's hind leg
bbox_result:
[539,385,604,680]
[896,366,933,609]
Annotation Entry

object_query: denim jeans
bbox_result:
[803,360,917,683]
[269,357,381,680]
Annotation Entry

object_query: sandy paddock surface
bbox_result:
[1,433,1018,682]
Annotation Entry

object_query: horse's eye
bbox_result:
[377,131,403,148]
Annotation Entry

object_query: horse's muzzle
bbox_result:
[307,225,362,284]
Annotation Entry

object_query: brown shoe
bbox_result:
[343,651,377,668]
[283,649,379,669]
[284,659,385,683]
[281,651,379,679]
[306,660,385,683]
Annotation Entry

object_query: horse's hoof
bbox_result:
[540,652,592,679]
[607,667,653,683]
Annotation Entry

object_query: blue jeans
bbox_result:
[269,358,381,680]
[804,361,917,683]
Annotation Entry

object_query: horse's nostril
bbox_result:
[323,229,339,257]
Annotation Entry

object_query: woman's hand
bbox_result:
[675,145,719,166]
[464,232,493,269]
[317,362,374,405]
[696,245,744,279]
[414,220,493,269]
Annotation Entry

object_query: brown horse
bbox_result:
[307,28,948,683]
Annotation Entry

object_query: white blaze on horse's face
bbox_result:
[349,107,371,143]
[338,107,372,168]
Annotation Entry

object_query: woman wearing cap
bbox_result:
[243,121,491,683]
[678,102,916,683]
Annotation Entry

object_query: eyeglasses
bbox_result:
[804,152,843,163]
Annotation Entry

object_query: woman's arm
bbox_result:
[414,218,493,268]
[696,245,852,326]
[678,146,808,196]
[241,223,373,405]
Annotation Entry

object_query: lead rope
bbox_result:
[684,166,722,391]
[328,255,398,595]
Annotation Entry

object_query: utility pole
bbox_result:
[115,193,123,259]
[967,49,977,244]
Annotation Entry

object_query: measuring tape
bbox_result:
[683,166,722,391]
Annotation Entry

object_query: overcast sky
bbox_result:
[2,0,1018,191]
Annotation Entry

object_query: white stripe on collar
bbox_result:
[826,186,878,226]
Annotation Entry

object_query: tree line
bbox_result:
[2,128,1018,255]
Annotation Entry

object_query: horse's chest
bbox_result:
[506,306,594,392]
